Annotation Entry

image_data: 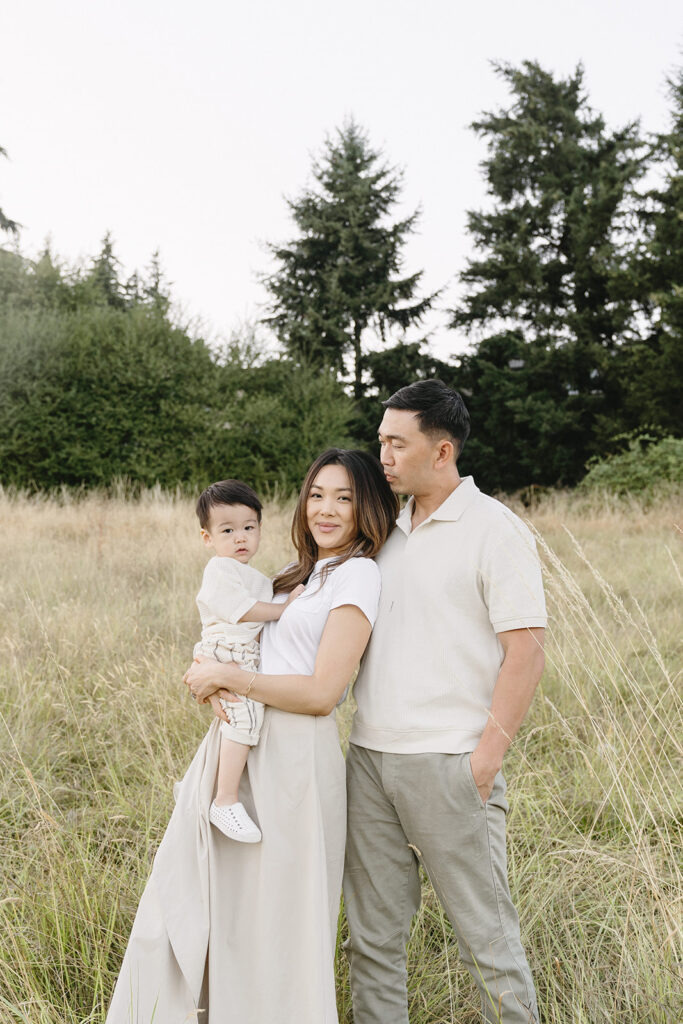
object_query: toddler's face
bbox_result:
[201,503,261,563]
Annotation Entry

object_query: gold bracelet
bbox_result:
[244,672,257,698]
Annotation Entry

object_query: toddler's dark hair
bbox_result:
[196,479,263,530]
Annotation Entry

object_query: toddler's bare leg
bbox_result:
[215,734,249,807]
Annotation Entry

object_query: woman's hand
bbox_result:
[183,657,251,703]
[183,656,226,704]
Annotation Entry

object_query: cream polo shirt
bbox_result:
[350,476,547,754]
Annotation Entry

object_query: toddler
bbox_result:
[194,479,302,843]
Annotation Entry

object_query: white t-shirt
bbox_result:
[196,556,273,645]
[350,476,547,754]
[260,556,381,676]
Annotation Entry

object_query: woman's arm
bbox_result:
[184,604,372,716]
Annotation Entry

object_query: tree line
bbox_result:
[1,60,681,495]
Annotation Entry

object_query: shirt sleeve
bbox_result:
[198,558,260,625]
[329,558,382,627]
[481,513,547,633]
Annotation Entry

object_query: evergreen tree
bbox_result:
[0,146,19,235]
[263,121,438,398]
[214,346,356,491]
[0,245,74,312]
[142,249,171,315]
[623,66,683,436]
[354,341,457,448]
[87,232,126,308]
[450,62,646,487]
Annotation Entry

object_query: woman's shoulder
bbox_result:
[332,556,381,587]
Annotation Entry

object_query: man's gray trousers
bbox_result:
[343,743,538,1023]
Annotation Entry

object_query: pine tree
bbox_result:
[353,341,457,447]
[0,146,19,235]
[87,232,126,308]
[622,66,683,436]
[263,121,438,399]
[142,249,171,315]
[450,62,646,487]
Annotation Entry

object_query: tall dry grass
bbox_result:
[0,487,681,1023]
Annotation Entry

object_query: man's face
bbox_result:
[378,408,441,496]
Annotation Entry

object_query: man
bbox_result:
[344,379,546,1023]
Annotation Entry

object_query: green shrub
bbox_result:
[0,304,219,488]
[0,248,356,493]
[209,354,355,493]
[580,434,683,494]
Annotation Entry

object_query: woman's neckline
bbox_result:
[313,553,357,569]
[314,554,339,568]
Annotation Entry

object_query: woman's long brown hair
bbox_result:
[272,449,399,595]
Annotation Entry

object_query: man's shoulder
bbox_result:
[467,490,533,537]
[374,524,407,566]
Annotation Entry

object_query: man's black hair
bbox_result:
[196,479,263,530]
[382,379,471,457]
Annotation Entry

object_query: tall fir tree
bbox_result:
[87,232,126,309]
[623,66,683,437]
[143,249,171,315]
[353,341,457,447]
[263,121,438,398]
[0,145,19,235]
[450,61,647,488]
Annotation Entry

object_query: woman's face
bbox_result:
[306,463,357,559]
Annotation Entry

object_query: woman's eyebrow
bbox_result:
[310,484,352,492]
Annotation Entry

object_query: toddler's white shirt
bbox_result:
[196,556,273,644]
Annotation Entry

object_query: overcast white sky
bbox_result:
[2,0,681,359]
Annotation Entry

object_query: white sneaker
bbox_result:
[209,801,262,843]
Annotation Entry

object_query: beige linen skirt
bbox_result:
[105,707,346,1024]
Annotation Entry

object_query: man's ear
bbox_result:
[434,438,455,468]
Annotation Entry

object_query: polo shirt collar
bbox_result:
[395,476,480,535]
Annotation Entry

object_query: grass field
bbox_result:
[0,487,681,1023]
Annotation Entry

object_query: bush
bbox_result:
[0,304,219,488]
[580,435,683,495]
[209,353,355,493]
[0,246,359,493]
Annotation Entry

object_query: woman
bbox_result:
[105,448,398,1024]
